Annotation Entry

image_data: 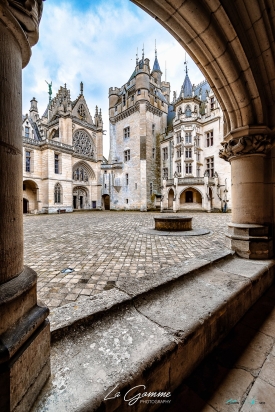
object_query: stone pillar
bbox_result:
[220,132,273,259]
[0,2,50,411]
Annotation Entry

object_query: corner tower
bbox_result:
[104,48,170,211]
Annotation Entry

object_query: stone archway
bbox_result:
[73,186,89,209]
[180,187,202,210]
[23,179,39,213]
[168,188,174,209]
[102,194,110,210]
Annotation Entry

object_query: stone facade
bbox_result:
[161,72,231,212]
[103,52,231,213]
[22,84,103,213]
[102,50,169,211]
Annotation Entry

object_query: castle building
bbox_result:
[103,53,231,213]
[101,49,170,211]
[22,83,104,213]
[160,67,231,212]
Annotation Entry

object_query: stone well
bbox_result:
[154,216,192,231]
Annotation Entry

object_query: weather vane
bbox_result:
[45,80,52,102]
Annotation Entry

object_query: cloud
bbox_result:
[23,0,205,156]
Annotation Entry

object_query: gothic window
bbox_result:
[185,106,192,117]
[126,173,129,185]
[177,149,181,158]
[163,147,168,160]
[163,167,168,179]
[25,126,30,138]
[54,183,62,204]
[54,153,60,174]
[185,132,192,144]
[77,104,86,119]
[25,151,31,172]
[206,131,214,147]
[73,130,95,157]
[176,132,181,144]
[73,167,89,182]
[177,163,182,174]
[185,163,192,174]
[206,157,214,177]
[124,127,130,139]
[124,149,130,162]
[178,107,182,116]
[150,182,153,195]
[185,148,192,158]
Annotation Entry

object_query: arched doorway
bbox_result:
[102,194,110,210]
[180,188,202,209]
[168,189,174,209]
[73,187,89,209]
[185,191,193,203]
[23,198,29,214]
[23,180,39,213]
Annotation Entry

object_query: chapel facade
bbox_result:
[22,83,104,213]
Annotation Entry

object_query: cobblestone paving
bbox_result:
[24,211,231,310]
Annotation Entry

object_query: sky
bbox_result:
[22,0,205,156]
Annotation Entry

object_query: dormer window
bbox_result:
[185,106,192,117]
[25,126,30,138]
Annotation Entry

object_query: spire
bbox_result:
[152,41,161,72]
[142,44,144,61]
[95,105,98,117]
[80,81,83,95]
[182,59,192,98]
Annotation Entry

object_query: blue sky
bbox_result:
[23,0,205,156]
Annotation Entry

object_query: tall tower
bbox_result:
[104,48,170,211]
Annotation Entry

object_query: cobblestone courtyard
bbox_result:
[24,211,231,310]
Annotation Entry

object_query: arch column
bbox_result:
[220,131,274,259]
[0,2,50,411]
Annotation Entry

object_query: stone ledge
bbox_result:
[49,249,232,341]
[32,251,275,412]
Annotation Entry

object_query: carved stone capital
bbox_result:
[0,0,43,65]
[219,134,275,161]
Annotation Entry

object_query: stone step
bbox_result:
[31,251,275,412]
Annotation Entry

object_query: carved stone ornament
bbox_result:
[3,0,43,46]
[219,134,275,161]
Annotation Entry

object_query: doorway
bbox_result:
[186,191,193,203]
[23,198,29,213]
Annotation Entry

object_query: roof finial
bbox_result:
[136,47,138,65]
[184,52,188,74]
[155,39,157,58]
[80,81,83,95]
[45,80,52,102]
[142,43,144,60]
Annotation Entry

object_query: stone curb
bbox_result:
[49,249,233,342]
[33,251,275,412]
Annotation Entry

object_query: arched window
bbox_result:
[54,183,62,204]
[73,167,89,182]
[73,130,95,158]
[185,106,192,117]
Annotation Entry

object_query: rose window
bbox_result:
[73,130,95,157]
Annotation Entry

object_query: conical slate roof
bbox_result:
[153,55,161,72]
[182,69,192,98]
